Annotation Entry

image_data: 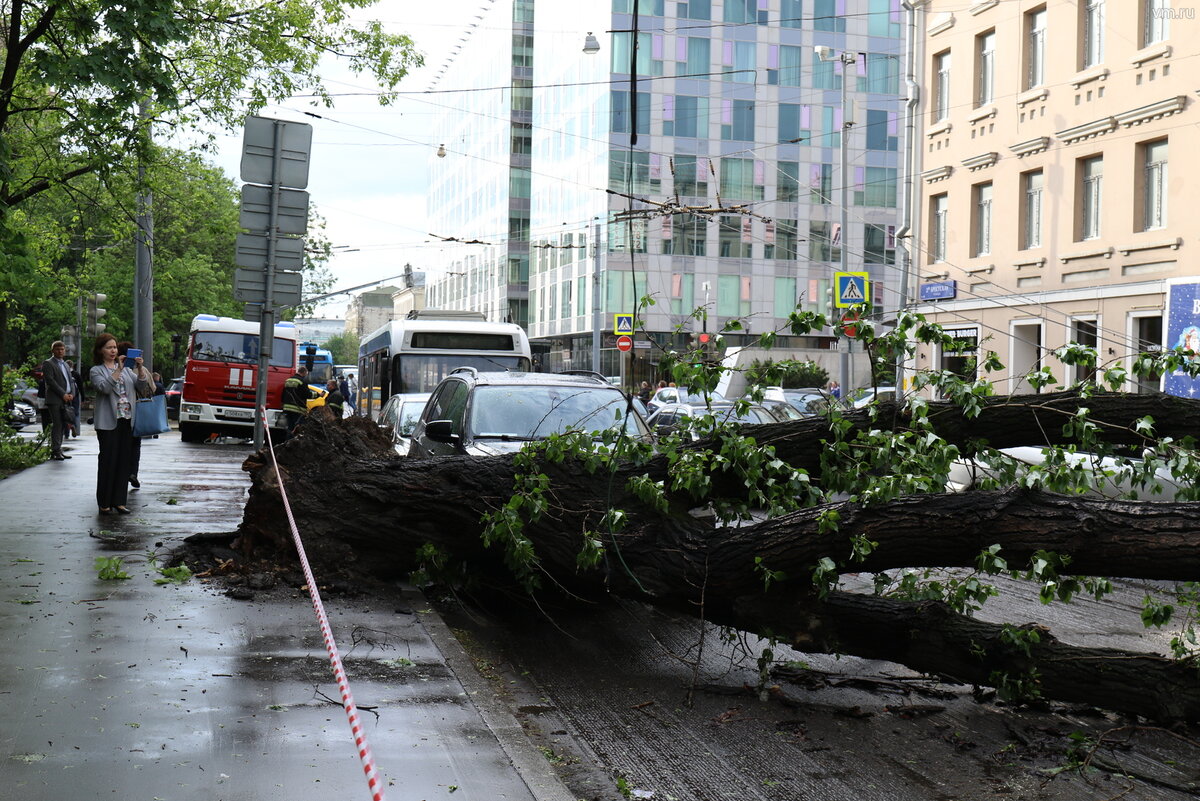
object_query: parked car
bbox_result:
[646,401,778,439]
[409,369,651,458]
[845,386,898,409]
[4,399,37,430]
[165,378,183,420]
[378,393,430,455]
[947,446,1186,501]
[645,386,726,415]
[778,388,839,416]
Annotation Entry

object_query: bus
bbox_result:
[299,342,335,386]
[358,310,532,421]
[178,314,299,442]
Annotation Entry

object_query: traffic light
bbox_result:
[86,293,107,337]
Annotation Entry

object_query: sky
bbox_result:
[197,0,482,318]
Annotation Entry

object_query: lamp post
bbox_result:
[817,46,857,394]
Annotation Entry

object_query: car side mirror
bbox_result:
[425,419,458,443]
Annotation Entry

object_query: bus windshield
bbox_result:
[192,332,295,368]
[396,354,532,394]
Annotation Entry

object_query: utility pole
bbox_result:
[592,219,602,374]
[133,98,154,372]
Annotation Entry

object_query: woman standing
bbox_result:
[90,333,151,514]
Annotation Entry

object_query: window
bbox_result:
[973,183,992,256]
[814,0,845,32]
[976,31,995,106]
[611,91,650,135]
[721,99,755,141]
[604,269,649,313]
[864,224,895,264]
[1144,0,1169,46]
[718,216,752,258]
[868,0,902,38]
[1134,315,1163,394]
[668,214,707,256]
[813,51,841,90]
[726,41,756,83]
[671,155,707,197]
[664,95,709,138]
[612,32,662,77]
[1072,319,1099,384]
[717,274,751,316]
[684,37,710,76]
[778,45,803,87]
[859,54,900,94]
[777,162,800,202]
[608,218,647,254]
[774,277,798,317]
[719,158,763,200]
[576,276,587,316]
[679,0,709,20]
[670,273,695,315]
[1026,8,1046,89]
[1083,0,1105,68]
[609,151,660,194]
[855,166,897,207]
[1079,156,1103,240]
[724,0,757,23]
[933,51,951,122]
[781,0,803,29]
[1023,170,1044,249]
[1142,139,1167,231]
[941,329,978,383]
[931,194,948,262]
[865,109,897,151]
[766,219,799,260]
[809,163,832,204]
[778,103,809,143]
[809,221,840,263]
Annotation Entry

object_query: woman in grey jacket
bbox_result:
[89,333,151,514]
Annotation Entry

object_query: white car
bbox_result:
[378,393,430,455]
[947,446,1185,501]
[844,386,897,409]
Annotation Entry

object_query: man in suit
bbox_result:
[41,340,76,460]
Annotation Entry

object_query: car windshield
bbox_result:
[469,385,646,439]
[397,403,424,436]
[710,406,775,425]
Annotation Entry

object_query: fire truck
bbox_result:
[178,314,299,442]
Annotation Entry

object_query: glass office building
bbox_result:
[428,0,905,381]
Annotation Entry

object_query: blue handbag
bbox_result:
[133,395,170,437]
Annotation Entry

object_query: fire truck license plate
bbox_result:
[224,409,253,419]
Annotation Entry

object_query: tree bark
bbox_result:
[233,397,1200,722]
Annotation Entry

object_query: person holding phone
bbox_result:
[90,334,151,514]
[117,341,153,489]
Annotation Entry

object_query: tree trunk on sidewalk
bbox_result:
[233,395,1200,722]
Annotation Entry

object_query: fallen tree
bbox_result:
[233,391,1200,722]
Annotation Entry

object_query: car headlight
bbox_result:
[181,403,201,414]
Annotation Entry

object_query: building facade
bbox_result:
[344,286,400,340]
[426,0,906,385]
[909,0,1197,396]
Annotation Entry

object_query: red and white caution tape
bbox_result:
[262,410,387,800]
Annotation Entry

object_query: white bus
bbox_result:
[358,310,533,421]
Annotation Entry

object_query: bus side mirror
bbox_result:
[425,420,458,443]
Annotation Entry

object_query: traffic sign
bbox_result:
[240,116,313,189]
[239,185,310,235]
[616,335,633,352]
[834,272,870,308]
[840,309,860,338]
[235,231,306,270]
[233,267,303,307]
[614,314,634,336]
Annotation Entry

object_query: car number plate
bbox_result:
[223,408,253,419]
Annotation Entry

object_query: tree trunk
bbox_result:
[232,399,1200,722]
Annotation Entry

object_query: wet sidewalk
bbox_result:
[0,428,571,800]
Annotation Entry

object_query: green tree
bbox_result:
[0,0,421,370]
[323,332,360,366]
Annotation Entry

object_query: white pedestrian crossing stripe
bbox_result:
[834,272,869,308]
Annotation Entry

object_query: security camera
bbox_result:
[815,45,834,62]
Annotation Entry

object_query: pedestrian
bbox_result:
[828,380,841,400]
[118,341,154,489]
[67,360,84,438]
[638,381,651,403]
[338,373,353,416]
[40,340,76,460]
[90,333,151,514]
[282,365,311,434]
[325,378,345,419]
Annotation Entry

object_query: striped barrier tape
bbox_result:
[262,409,387,800]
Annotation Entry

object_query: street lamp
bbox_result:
[817,45,858,393]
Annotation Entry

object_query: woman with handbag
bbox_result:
[117,341,156,490]
[90,335,151,515]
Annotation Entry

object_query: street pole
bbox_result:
[838,52,855,395]
[252,121,285,451]
[133,98,155,373]
[592,219,602,374]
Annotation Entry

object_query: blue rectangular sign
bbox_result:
[1165,280,1200,398]
[919,280,957,301]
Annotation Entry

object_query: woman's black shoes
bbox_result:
[129,476,141,489]
[115,506,131,515]
[98,507,112,515]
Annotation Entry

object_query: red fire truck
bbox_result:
[178,314,299,442]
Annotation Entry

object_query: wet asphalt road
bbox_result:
[0,427,571,801]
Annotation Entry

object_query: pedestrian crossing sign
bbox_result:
[614,314,634,335]
[834,272,869,308]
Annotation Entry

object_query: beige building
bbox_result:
[907,0,1195,396]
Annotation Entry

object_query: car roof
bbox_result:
[444,370,617,389]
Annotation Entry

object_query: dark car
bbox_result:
[165,378,183,420]
[645,401,777,439]
[408,369,651,458]
[378,392,430,455]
